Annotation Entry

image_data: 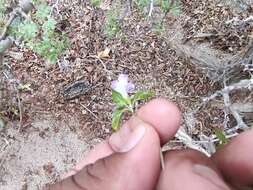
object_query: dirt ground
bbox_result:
[0,0,252,189]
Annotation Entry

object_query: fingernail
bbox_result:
[109,117,146,153]
[193,164,230,190]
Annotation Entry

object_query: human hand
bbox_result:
[48,99,253,190]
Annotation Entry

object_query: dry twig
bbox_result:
[226,15,253,27]
[80,103,99,120]
[148,0,154,17]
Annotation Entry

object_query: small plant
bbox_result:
[105,10,121,39]
[103,0,180,39]
[214,128,229,148]
[111,74,154,130]
[169,1,180,16]
[1,0,68,63]
[159,0,170,13]
[135,0,180,16]
[136,0,150,12]
[91,0,101,8]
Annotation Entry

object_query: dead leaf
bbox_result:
[97,47,111,59]
[85,65,94,73]
[18,83,32,92]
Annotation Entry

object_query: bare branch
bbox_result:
[175,128,211,157]
[226,15,253,27]
[203,78,253,102]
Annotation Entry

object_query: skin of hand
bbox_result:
[48,99,253,190]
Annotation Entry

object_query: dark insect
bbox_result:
[63,81,91,100]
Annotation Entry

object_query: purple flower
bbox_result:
[112,74,135,98]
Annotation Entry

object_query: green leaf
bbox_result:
[171,4,181,16]
[91,0,101,7]
[131,91,154,105]
[42,18,57,36]
[0,0,6,13]
[214,128,228,146]
[160,0,170,13]
[136,0,149,11]
[35,3,50,20]
[17,21,38,41]
[33,36,68,63]
[112,107,125,131]
[112,90,129,107]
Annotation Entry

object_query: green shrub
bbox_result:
[4,1,68,63]
[91,0,101,8]
[136,0,150,12]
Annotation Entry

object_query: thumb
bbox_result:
[49,116,162,190]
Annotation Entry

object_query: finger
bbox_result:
[212,129,253,187]
[157,149,231,190]
[62,142,114,177]
[63,98,181,177]
[137,98,181,144]
[50,115,161,190]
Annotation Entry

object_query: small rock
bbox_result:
[0,118,5,131]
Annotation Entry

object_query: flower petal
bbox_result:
[127,83,135,93]
[118,74,128,85]
[111,81,118,90]
[111,74,135,98]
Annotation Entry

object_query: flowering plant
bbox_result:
[111,74,154,130]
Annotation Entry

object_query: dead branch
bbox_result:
[50,0,60,16]
[226,15,253,27]
[223,87,248,130]
[175,128,211,157]
[203,78,253,102]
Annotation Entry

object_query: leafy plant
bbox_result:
[5,1,68,63]
[103,0,180,39]
[35,3,51,21]
[214,128,229,147]
[136,0,150,12]
[170,1,180,16]
[91,0,101,8]
[0,0,6,12]
[32,36,68,63]
[111,74,154,130]
[15,20,39,41]
[158,0,170,13]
